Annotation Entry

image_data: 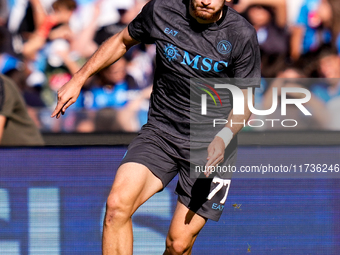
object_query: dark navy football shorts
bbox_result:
[120,124,237,221]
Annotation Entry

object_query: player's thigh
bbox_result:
[167,200,207,245]
[107,162,163,214]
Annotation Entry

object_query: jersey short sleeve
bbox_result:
[128,0,155,44]
[232,27,261,86]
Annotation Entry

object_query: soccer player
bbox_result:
[51,0,260,254]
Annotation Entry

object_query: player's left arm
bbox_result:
[205,88,253,177]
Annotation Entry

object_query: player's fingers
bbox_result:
[206,149,223,166]
[205,154,215,168]
[211,155,224,167]
[205,151,224,177]
[205,159,222,177]
[207,155,223,169]
[62,98,74,112]
[56,111,61,119]
[51,101,65,118]
[204,157,223,177]
[204,168,211,177]
[205,153,217,176]
[207,146,214,160]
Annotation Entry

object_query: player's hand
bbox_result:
[205,136,225,177]
[51,77,83,119]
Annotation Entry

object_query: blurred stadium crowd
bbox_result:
[0,0,340,132]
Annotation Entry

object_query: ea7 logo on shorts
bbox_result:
[217,40,232,55]
[212,203,224,211]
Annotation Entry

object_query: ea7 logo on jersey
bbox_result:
[217,40,232,55]
[164,27,178,37]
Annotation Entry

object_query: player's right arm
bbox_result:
[51,27,139,119]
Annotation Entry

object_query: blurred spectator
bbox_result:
[285,0,304,26]
[93,0,146,45]
[260,66,329,129]
[0,9,20,73]
[1,23,45,112]
[71,58,151,132]
[22,0,77,60]
[94,107,122,132]
[80,58,135,109]
[311,46,340,101]
[2,0,156,133]
[0,0,9,25]
[74,109,95,132]
[126,44,156,90]
[4,0,340,132]
[0,74,44,145]
[92,0,155,90]
[94,7,127,46]
[237,0,289,77]
[68,0,101,58]
[0,28,23,78]
[321,0,340,53]
[16,0,80,102]
[310,46,340,129]
[290,0,340,61]
[235,0,287,27]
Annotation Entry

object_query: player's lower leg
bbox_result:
[102,197,134,255]
[163,201,207,255]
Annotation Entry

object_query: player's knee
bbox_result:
[166,237,191,254]
[104,193,132,226]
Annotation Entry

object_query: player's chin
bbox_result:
[195,11,215,21]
